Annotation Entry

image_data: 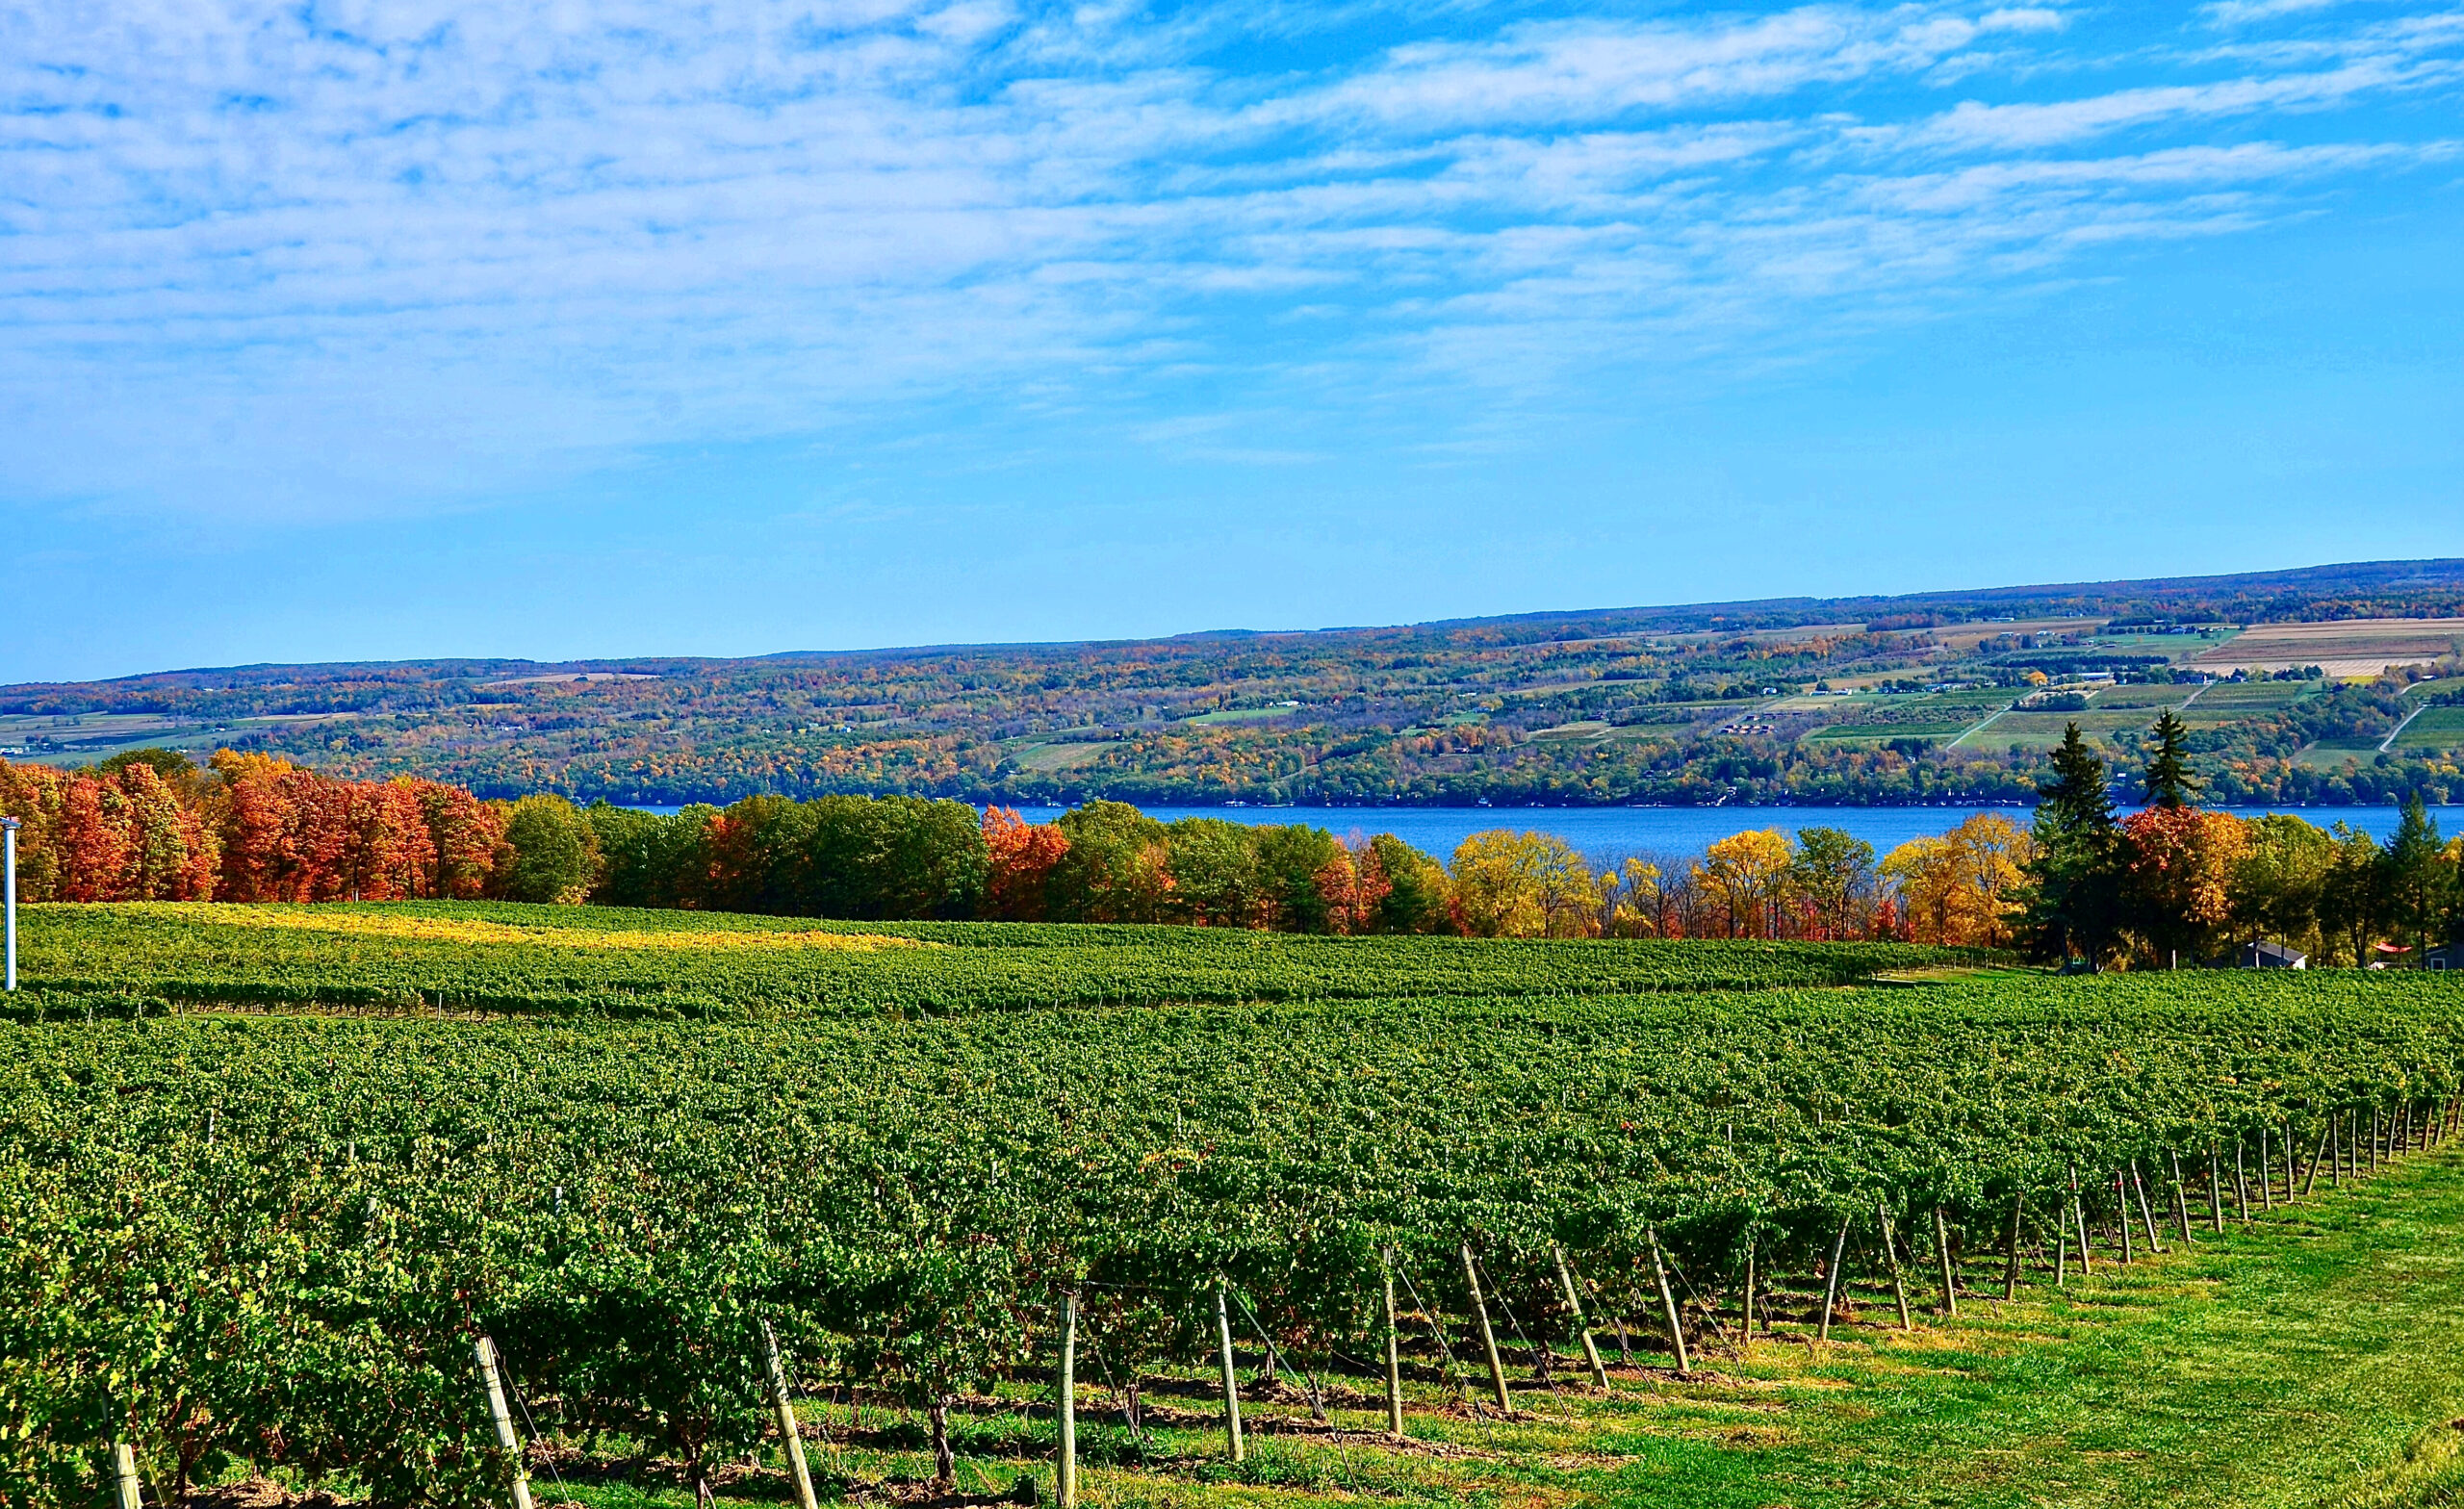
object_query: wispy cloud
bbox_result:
[0,0,2456,519]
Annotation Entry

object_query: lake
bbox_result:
[621,801,2459,861]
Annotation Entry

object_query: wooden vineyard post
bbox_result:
[2055,1195,2069,1288]
[760,1320,820,1509]
[1818,1214,1853,1343]
[1933,1208,1958,1317]
[2282,1122,2297,1201]
[2207,1144,2225,1233]
[2234,1139,2251,1225]
[2301,1127,2325,1197]
[1057,1292,1078,1509]
[2257,1130,2275,1213]
[2332,1111,2344,1188]
[2003,1194,2023,1301]
[1381,1248,1405,1437]
[113,1444,142,1509]
[1553,1245,1608,1390]
[1647,1228,1692,1372]
[2168,1153,2194,1243]
[1214,1280,1245,1462]
[1874,1201,1912,1330]
[2068,1164,2093,1279]
[1460,1243,1515,1413]
[474,1336,536,1509]
[2114,1172,2135,1263]
[1741,1236,1758,1343]
[2130,1163,2164,1254]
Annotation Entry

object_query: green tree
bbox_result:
[493,794,603,904]
[1365,833,1452,934]
[1047,801,1170,922]
[796,795,989,920]
[587,801,718,908]
[2383,795,2450,962]
[2228,813,2334,956]
[1251,824,1343,933]
[1790,827,1877,939]
[1161,817,1260,927]
[2019,723,2121,966]
[2142,709,2202,809]
[2318,822,2388,966]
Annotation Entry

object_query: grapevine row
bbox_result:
[7,971,2463,1504]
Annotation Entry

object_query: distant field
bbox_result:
[2003,709,2165,735]
[2090,685,2194,708]
[1805,721,1971,742]
[2395,707,2464,754]
[2190,618,2464,677]
[2193,679,2310,708]
[2298,735,2386,771]
[1006,740,1111,772]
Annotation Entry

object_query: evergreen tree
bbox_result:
[2383,794,2450,961]
[2141,709,2201,808]
[2020,723,2121,967]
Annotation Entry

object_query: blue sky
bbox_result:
[0,0,2457,682]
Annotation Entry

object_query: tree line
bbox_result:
[2021,712,2462,968]
[1,737,2455,962]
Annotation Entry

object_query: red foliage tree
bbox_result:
[983,806,1068,922]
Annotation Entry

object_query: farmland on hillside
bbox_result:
[5,561,2464,808]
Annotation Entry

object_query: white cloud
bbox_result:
[0,0,2457,518]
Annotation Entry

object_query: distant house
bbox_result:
[2239,939,2308,970]
[2426,944,2463,972]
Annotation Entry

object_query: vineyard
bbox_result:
[0,903,1969,1019]
[8,908,2464,1509]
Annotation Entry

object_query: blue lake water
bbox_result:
[622,801,2460,862]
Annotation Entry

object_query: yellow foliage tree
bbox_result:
[1450,830,1597,937]
[1882,813,2035,947]
[1698,828,1794,937]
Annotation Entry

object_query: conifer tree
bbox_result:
[2020,723,2121,967]
[2142,709,2201,809]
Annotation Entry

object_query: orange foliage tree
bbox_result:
[982,806,1070,922]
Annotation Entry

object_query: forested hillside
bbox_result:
[6,560,2463,806]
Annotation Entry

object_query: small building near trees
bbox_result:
[2237,939,2308,970]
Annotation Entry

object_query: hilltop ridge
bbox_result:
[5,558,2461,807]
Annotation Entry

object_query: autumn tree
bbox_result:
[1883,813,2034,948]
[1450,830,1593,937]
[2228,813,2334,958]
[1699,829,1794,938]
[982,806,1068,921]
[2118,806,2249,965]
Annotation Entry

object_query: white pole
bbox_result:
[474,1336,535,1509]
[5,819,17,993]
